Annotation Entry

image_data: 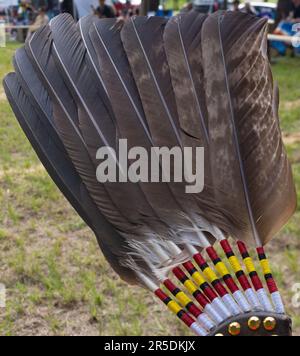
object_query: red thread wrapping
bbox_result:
[206,247,219,261]
[266,277,278,294]
[155,289,168,301]
[251,274,264,291]
[164,279,176,293]
[220,239,232,254]
[224,277,239,293]
[180,312,195,327]
[237,240,248,255]
[238,274,252,291]
[193,253,207,267]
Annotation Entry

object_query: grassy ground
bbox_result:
[0,42,299,336]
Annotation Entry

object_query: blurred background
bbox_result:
[0,0,299,336]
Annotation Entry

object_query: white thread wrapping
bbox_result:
[222,294,241,316]
[233,290,252,312]
[271,291,285,314]
[212,297,232,320]
[197,313,215,331]
[245,288,263,310]
[257,288,274,312]
[204,304,224,325]
[190,322,208,336]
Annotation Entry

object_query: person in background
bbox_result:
[243,1,257,15]
[47,0,60,18]
[123,0,134,18]
[113,0,124,17]
[233,0,241,11]
[213,0,219,12]
[93,0,116,18]
[291,0,300,19]
[18,0,32,25]
[26,7,49,39]
[275,0,293,28]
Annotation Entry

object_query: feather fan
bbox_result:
[3,10,297,336]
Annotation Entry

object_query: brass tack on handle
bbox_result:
[229,322,241,336]
[263,317,277,331]
[248,316,261,331]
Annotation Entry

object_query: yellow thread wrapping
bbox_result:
[260,259,272,275]
[244,257,256,273]
[215,262,230,277]
[228,256,242,273]
[184,280,197,294]
[176,291,192,307]
[167,300,182,315]
[192,271,206,287]
[203,267,218,283]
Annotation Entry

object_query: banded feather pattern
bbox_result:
[3,11,296,336]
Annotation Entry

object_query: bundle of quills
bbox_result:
[136,237,291,336]
[4,9,297,337]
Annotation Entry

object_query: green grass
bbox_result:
[0,41,299,336]
[273,58,300,134]
[165,0,188,10]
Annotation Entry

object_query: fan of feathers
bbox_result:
[4,10,297,336]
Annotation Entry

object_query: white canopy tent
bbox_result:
[0,0,19,8]
[73,0,141,18]
[73,0,100,18]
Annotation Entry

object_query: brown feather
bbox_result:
[202,11,296,245]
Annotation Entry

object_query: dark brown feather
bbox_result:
[49,15,163,229]
[89,18,192,229]
[121,16,236,232]
[4,73,138,284]
[202,11,297,245]
[25,25,132,231]
[164,11,243,237]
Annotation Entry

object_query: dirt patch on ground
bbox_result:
[283,99,300,111]
[0,91,6,101]
[284,133,300,144]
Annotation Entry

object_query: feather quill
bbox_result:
[164,11,208,143]
[121,16,182,148]
[78,15,109,97]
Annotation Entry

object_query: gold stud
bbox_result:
[229,322,241,336]
[215,333,224,337]
[263,317,277,331]
[248,316,261,331]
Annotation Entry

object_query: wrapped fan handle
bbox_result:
[209,312,292,336]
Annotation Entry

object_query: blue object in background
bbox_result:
[271,21,300,56]
[156,9,173,17]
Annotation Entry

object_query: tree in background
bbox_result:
[173,0,179,11]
